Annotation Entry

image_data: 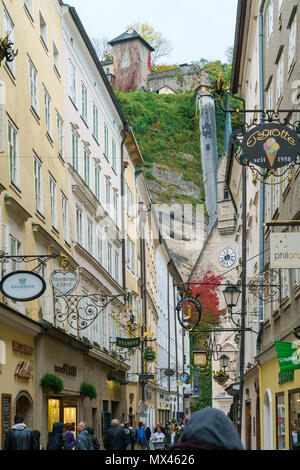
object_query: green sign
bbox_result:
[144,347,156,362]
[116,337,140,349]
[275,341,300,372]
[278,370,295,385]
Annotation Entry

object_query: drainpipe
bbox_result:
[257,0,267,355]
[121,123,130,294]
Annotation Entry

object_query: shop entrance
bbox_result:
[111,401,120,420]
[48,398,77,437]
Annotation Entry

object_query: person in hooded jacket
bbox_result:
[4,413,33,450]
[170,408,245,451]
[87,426,100,450]
[46,422,64,450]
[75,422,94,450]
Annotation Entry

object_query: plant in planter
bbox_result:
[80,382,97,400]
[40,373,64,394]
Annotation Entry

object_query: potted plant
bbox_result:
[40,373,64,394]
[80,382,97,400]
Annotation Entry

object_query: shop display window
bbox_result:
[276,393,285,450]
[289,390,300,450]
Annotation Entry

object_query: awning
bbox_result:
[107,375,128,385]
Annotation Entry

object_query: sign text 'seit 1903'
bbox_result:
[242,123,300,170]
[0,270,46,301]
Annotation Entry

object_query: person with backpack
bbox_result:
[144,424,151,450]
[103,419,126,450]
[87,426,100,450]
[134,422,147,450]
[123,422,134,450]
[75,422,94,450]
[4,413,34,450]
[46,422,64,450]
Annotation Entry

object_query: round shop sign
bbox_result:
[50,270,79,295]
[0,270,46,302]
[242,123,300,169]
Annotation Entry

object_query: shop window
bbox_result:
[276,393,286,450]
[48,399,60,434]
[289,390,300,450]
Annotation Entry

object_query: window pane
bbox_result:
[289,391,300,450]
[276,394,286,450]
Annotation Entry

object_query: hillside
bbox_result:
[115,90,204,206]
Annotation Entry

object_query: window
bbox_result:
[84,147,90,186]
[112,139,117,172]
[87,219,93,255]
[276,54,284,103]
[278,0,283,16]
[49,175,57,229]
[76,208,83,245]
[122,58,129,68]
[9,235,19,273]
[44,87,51,136]
[266,1,273,43]
[62,195,68,242]
[39,11,47,49]
[8,120,18,186]
[29,59,38,112]
[292,269,300,287]
[107,243,112,275]
[282,269,290,299]
[289,391,300,450]
[93,104,99,141]
[106,178,111,210]
[34,155,42,213]
[53,42,60,74]
[56,113,63,158]
[131,242,135,274]
[127,239,131,270]
[266,80,273,110]
[104,123,109,158]
[115,251,119,283]
[102,308,108,349]
[69,60,76,104]
[223,185,229,200]
[276,394,285,450]
[81,82,88,123]
[97,236,103,264]
[3,7,15,76]
[113,191,118,224]
[274,182,280,213]
[288,16,296,72]
[24,0,34,19]
[95,165,101,201]
[72,131,79,171]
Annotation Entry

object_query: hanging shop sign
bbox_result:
[180,372,191,384]
[176,293,202,332]
[50,270,79,295]
[144,347,156,363]
[193,351,208,367]
[0,271,46,302]
[275,341,300,372]
[213,370,230,386]
[241,123,300,170]
[270,233,300,269]
[115,306,141,335]
[116,337,141,349]
[139,374,154,381]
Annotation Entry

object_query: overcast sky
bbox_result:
[67,0,238,64]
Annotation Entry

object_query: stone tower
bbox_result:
[108,30,154,92]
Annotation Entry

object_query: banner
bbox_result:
[275,341,300,372]
[116,337,140,349]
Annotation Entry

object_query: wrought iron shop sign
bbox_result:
[213,370,230,386]
[116,337,141,349]
[50,270,79,295]
[0,271,46,301]
[176,294,202,332]
[242,123,300,170]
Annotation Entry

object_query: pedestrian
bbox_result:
[170,408,245,451]
[151,425,165,450]
[144,423,151,450]
[123,422,134,450]
[129,425,135,451]
[87,426,100,450]
[134,422,148,450]
[164,422,180,449]
[75,422,94,450]
[46,422,64,450]
[103,419,126,451]
[62,423,76,450]
[4,413,33,450]
[31,430,42,450]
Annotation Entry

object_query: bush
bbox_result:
[40,373,64,394]
[80,382,97,400]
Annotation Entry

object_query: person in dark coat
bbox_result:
[4,413,33,450]
[75,422,94,450]
[31,430,41,450]
[62,424,76,450]
[123,423,134,450]
[103,419,126,450]
[145,424,151,450]
[170,408,245,451]
[87,426,100,450]
[46,422,64,450]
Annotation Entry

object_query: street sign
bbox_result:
[270,233,300,269]
[139,374,154,381]
[242,123,300,170]
[0,270,46,302]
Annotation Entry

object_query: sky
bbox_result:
[67,0,238,64]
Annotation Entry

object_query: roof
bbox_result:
[109,29,155,52]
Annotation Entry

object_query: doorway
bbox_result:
[15,392,33,429]
[245,401,252,450]
[48,398,78,437]
[263,390,273,449]
[111,401,120,420]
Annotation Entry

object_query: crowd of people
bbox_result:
[4,408,246,451]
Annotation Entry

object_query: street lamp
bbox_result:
[223,284,241,309]
[219,354,230,371]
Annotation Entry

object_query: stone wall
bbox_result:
[147,66,210,93]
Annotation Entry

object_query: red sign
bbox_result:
[13,341,33,356]
[15,361,32,379]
